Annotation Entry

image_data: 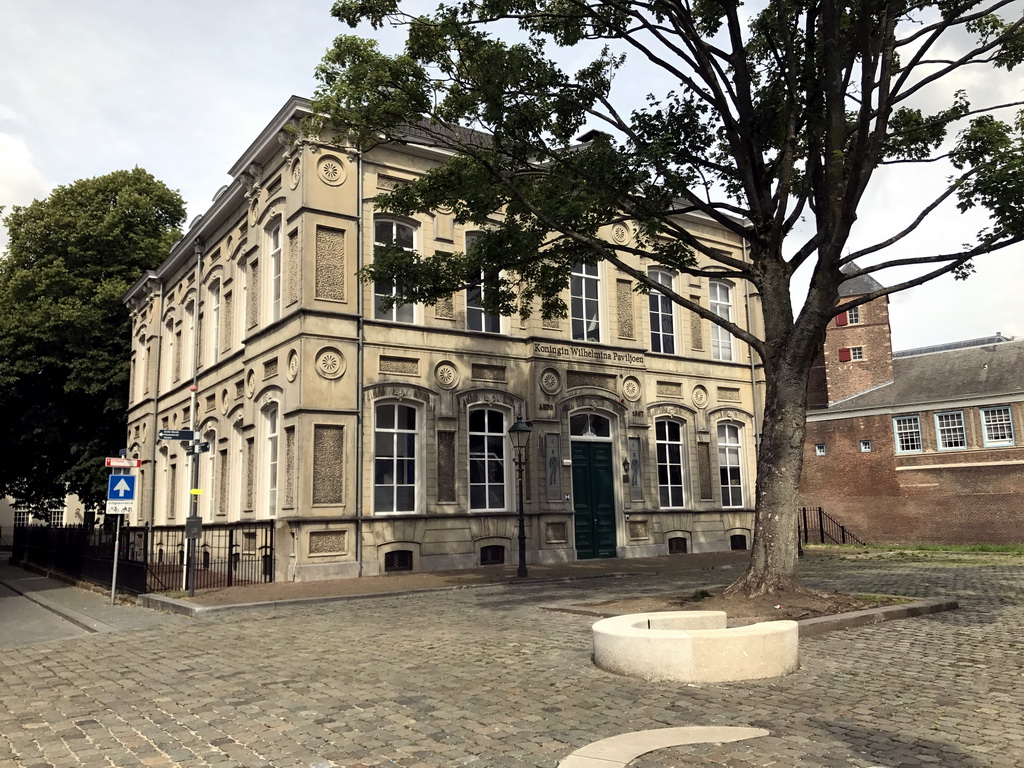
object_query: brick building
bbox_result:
[802,272,1024,544]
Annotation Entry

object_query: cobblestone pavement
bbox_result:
[1,553,1021,768]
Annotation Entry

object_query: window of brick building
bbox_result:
[860,440,872,452]
[847,306,861,324]
[814,444,826,456]
[838,346,864,362]
[935,411,967,451]
[894,416,923,453]
[981,406,1015,448]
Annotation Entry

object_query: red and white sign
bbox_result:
[105,457,141,468]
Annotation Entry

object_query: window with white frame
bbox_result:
[847,306,861,324]
[649,269,676,354]
[201,427,217,520]
[374,402,418,512]
[374,219,416,323]
[893,415,923,453]
[465,234,500,333]
[717,422,743,507]
[469,408,506,510]
[656,419,688,508]
[267,222,282,323]
[709,280,734,361]
[815,444,826,456]
[981,406,1015,447]
[262,405,280,517]
[13,509,31,526]
[860,440,873,452]
[571,263,601,342]
[935,411,966,450]
[850,346,864,360]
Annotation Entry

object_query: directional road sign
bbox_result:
[158,429,195,441]
[185,441,211,456]
[107,474,136,501]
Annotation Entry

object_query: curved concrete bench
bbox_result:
[592,611,798,683]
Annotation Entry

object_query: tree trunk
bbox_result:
[727,258,832,597]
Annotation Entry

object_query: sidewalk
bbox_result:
[0,561,185,633]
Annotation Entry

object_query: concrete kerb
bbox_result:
[1,577,119,634]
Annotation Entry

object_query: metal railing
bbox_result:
[0,526,12,552]
[11,521,275,594]
[798,506,865,546]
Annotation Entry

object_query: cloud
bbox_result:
[0,132,51,254]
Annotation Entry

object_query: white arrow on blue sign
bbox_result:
[107,474,136,501]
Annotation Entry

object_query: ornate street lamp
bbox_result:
[508,414,533,577]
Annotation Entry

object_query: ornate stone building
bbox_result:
[123,97,765,581]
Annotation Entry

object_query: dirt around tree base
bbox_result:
[575,589,907,625]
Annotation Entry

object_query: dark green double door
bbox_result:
[572,441,617,559]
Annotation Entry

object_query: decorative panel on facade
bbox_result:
[222,293,233,352]
[248,263,259,329]
[434,295,454,320]
[566,371,616,391]
[315,227,346,301]
[545,522,568,544]
[309,530,348,555]
[697,439,713,500]
[285,426,296,508]
[379,356,418,375]
[471,364,506,382]
[616,280,634,339]
[690,296,704,350]
[287,230,300,306]
[657,381,682,397]
[312,425,344,505]
[437,431,456,502]
[718,387,741,402]
[245,438,255,511]
[264,358,278,379]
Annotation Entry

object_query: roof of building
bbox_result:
[825,338,1024,412]
[838,261,885,297]
[894,333,1014,358]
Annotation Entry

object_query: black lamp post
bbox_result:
[508,414,533,577]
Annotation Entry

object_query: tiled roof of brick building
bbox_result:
[826,337,1024,412]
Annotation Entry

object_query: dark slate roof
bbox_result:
[838,261,885,297]
[826,339,1024,412]
[894,333,1014,358]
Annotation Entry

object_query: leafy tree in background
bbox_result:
[0,168,184,522]
[313,0,1024,593]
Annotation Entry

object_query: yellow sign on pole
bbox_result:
[190,488,202,495]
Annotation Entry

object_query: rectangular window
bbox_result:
[268,223,282,322]
[656,419,687,508]
[847,306,861,324]
[717,423,743,507]
[981,406,1015,447]
[709,281,733,361]
[374,403,417,512]
[850,346,864,360]
[814,444,826,456]
[894,415,923,453]
[860,440,873,452]
[571,263,600,341]
[374,220,416,323]
[207,280,221,365]
[935,411,966,450]
[467,271,500,333]
[469,408,506,509]
[265,406,279,517]
[649,270,676,354]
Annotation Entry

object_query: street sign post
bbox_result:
[107,475,136,501]
[104,499,133,515]
[158,429,195,441]
[185,441,211,456]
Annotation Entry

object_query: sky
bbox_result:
[1,0,1021,351]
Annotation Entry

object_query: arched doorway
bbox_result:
[570,411,616,559]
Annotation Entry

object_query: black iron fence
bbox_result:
[798,506,865,546]
[11,521,275,594]
[0,526,12,552]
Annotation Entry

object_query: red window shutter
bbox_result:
[838,347,852,362]
[835,312,848,326]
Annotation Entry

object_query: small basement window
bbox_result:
[384,549,414,573]
[730,534,748,551]
[668,536,688,554]
[815,444,826,456]
[480,545,505,566]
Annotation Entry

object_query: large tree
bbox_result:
[0,168,185,521]
[311,0,1024,593]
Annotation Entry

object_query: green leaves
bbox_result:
[0,168,184,515]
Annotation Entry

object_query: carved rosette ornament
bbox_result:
[540,368,561,395]
[287,350,299,382]
[245,370,256,398]
[611,223,631,244]
[315,347,346,380]
[434,361,459,390]
[692,385,709,409]
[622,376,642,402]
[221,388,230,415]
[288,157,301,190]
[317,155,346,186]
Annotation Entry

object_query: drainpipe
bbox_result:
[742,239,761,449]
[354,147,365,576]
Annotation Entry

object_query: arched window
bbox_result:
[200,427,217,520]
[469,408,507,510]
[465,233,500,333]
[569,411,611,438]
[717,422,743,507]
[656,419,688,508]
[206,279,221,365]
[649,269,675,354]
[571,263,601,342]
[374,402,418,512]
[374,219,416,323]
[709,280,733,361]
